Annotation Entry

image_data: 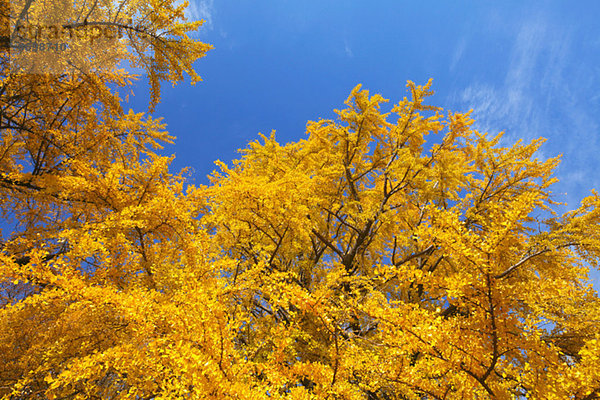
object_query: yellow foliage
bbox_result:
[1,1,600,398]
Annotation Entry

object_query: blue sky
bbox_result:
[121,1,600,285]
[130,1,600,211]
[123,0,600,288]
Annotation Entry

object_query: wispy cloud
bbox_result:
[450,14,600,208]
[184,0,214,29]
[454,17,552,141]
[450,37,466,72]
[344,39,353,58]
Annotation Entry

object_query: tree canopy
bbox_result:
[1,1,600,399]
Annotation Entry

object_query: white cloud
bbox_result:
[184,0,214,29]
[455,18,552,142]
[344,38,353,57]
[450,37,466,72]
[450,14,600,209]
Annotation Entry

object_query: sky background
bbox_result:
[127,1,600,284]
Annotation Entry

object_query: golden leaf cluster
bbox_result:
[1,1,599,399]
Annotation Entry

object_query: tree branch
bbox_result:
[494,242,578,279]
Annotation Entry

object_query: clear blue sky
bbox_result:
[125,0,600,287]
[130,0,600,211]
[123,0,600,286]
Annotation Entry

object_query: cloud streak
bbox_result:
[450,13,600,209]
[185,0,214,30]
[450,37,466,72]
[454,17,552,141]
[344,38,353,57]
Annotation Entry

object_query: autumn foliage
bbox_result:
[1,1,600,399]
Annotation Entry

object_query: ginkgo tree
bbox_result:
[0,0,217,397]
[204,81,600,400]
[1,0,600,398]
